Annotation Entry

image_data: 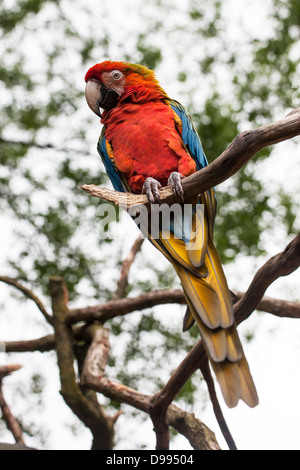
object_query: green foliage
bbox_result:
[233,0,300,124]
[136,34,162,70]
[0,0,57,33]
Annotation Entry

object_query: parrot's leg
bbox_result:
[168,171,184,202]
[142,172,184,204]
[142,177,162,203]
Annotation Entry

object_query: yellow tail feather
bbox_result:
[144,197,258,408]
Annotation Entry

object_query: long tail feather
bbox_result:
[211,357,258,408]
[140,196,258,408]
[176,242,258,408]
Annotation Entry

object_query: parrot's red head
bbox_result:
[85,60,168,118]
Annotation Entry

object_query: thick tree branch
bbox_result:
[3,230,299,449]
[4,335,56,353]
[80,108,300,207]
[81,338,220,451]
[81,326,110,383]
[50,277,115,450]
[85,373,220,449]
[4,289,300,355]
[67,289,186,324]
[67,286,300,326]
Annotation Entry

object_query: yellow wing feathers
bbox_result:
[146,194,258,408]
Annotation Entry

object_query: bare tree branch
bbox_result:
[3,226,299,449]
[4,335,56,353]
[0,365,25,445]
[234,233,300,324]
[49,277,115,450]
[199,357,237,450]
[84,372,221,449]
[81,326,110,382]
[112,235,144,300]
[80,108,300,208]
[67,289,186,324]
[4,289,300,355]
[67,286,300,326]
[234,291,300,319]
[148,335,207,450]
[0,137,88,155]
[0,365,23,379]
[0,276,52,324]
[81,333,221,451]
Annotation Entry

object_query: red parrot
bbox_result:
[85,60,258,408]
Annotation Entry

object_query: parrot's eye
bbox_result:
[111,70,123,80]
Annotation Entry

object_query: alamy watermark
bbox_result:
[96,202,205,252]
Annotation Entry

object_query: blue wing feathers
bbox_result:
[170,101,208,171]
[97,134,125,193]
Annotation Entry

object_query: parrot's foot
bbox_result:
[168,172,184,202]
[142,177,162,204]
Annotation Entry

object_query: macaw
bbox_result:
[84,60,258,408]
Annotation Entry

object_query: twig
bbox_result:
[149,395,170,450]
[0,276,52,324]
[80,108,300,208]
[200,357,237,450]
[0,365,25,445]
[0,365,22,379]
[112,235,144,300]
[0,137,88,155]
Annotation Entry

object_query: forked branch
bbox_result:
[81,327,221,450]
[0,276,52,324]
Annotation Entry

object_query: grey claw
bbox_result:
[168,172,184,202]
[142,177,162,204]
